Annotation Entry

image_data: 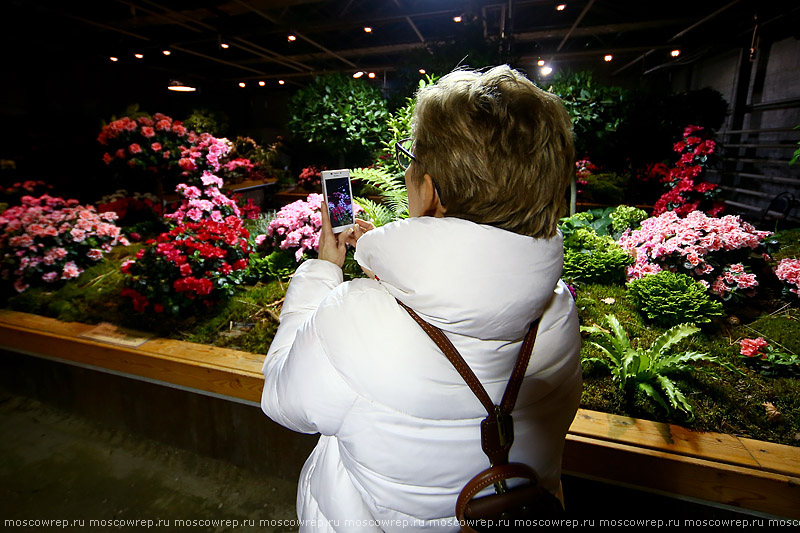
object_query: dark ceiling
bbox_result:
[6,0,799,93]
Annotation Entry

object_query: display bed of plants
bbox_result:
[2,201,799,448]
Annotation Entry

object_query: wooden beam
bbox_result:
[556,0,595,52]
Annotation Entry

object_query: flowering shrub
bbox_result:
[738,337,800,377]
[574,159,598,195]
[98,113,231,188]
[260,193,324,262]
[0,195,128,293]
[120,174,250,314]
[0,180,53,203]
[121,217,250,314]
[619,210,771,300]
[297,165,324,190]
[96,190,162,222]
[231,193,261,220]
[220,157,255,183]
[258,192,362,262]
[652,125,725,217]
[165,173,241,224]
[775,258,800,297]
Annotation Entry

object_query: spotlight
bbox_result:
[540,66,553,76]
[287,35,297,42]
[167,80,196,92]
[134,53,144,59]
[259,80,265,86]
[453,16,462,23]
[220,42,230,49]
[418,68,426,74]
[364,27,372,33]
[353,71,364,78]
[109,56,119,62]
[556,4,567,11]
[604,54,613,62]
[671,49,681,57]
[537,59,545,67]
[368,72,376,79]
[162,50,171,56]
[278,80,285,85]
[238,82,246,88]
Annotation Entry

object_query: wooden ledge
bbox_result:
[1,309,798,517]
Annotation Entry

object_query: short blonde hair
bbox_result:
[411,65,574,239]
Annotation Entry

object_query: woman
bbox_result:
[261,65,581,531]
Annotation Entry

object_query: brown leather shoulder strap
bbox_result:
[395,298,540,418]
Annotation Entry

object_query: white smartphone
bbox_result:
[321,169,355,234]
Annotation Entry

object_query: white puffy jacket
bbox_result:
[262,216,582,532]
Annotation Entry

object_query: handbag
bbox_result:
[396,300,565,531]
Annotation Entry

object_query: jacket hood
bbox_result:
[354,217,564,341]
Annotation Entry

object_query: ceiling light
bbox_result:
[220,42,230,49]
[540,66,553,76]
[287,35,297,42]
[537,59,545,67]
[259,80,265,86]
[278,80,285,85]
[353,71,364,78]
[238,82,246,88]
[671,49,681,57]
[109,56,119,62]
[556,4,567,11]
[368,72,376,79]
[418,68,426,74]
[162,50,171,56]
[604,54,613,62]
[134,53,144,59]
[364,27,372,33]
[167,80,196,92]
[453,16,462,23]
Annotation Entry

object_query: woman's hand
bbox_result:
[318,204,352,268]
[344,218,375,248]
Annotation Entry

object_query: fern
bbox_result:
[354,197,395,227]
[351,167,408,224]
[581,315,736,419]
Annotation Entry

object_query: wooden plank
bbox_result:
[739,438,800,477]
[569,409,762,470]
[563,434,800,518]
[0,311,264,403]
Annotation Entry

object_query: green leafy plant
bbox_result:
[581,314,732,419]
[579,172,630,206]
[562,229,633,285]
[627,271,723,328]
[288,74,389,165]
[546,71,629,160]
[610,205,648,235]
[351,167,408,226]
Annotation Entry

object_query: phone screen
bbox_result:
[322,171,354,232]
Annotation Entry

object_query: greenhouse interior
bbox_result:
[2,0,800,529]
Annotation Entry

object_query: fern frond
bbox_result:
[351,167,408,217]
[656,375,694,419]
[650,323,700,357]
[637,381,670,412]
[605,315,634,358]
[354,197,394,227]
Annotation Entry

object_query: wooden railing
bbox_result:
[1,309,798,518]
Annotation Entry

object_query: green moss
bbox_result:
[576,283,800,446]
[769,228,800,261]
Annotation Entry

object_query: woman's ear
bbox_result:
[421,173,447,218]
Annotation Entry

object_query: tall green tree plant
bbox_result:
[288,74,389,167]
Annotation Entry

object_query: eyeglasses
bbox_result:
[394,137,416,170]
[393,136,444,204]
